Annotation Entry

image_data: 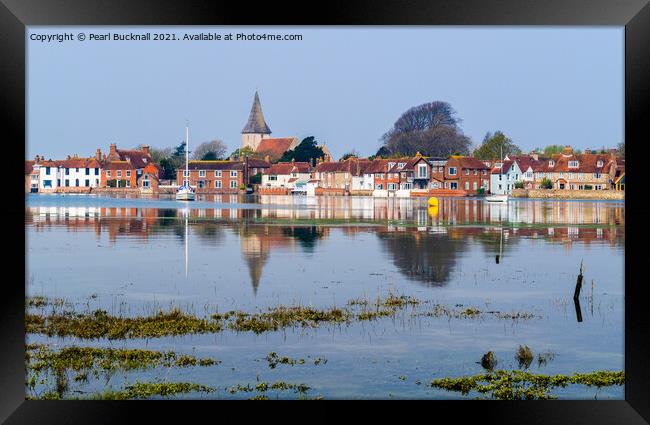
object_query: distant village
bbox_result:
[25,91,626,198]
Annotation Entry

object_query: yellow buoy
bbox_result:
[428,205,439,218]
[428,197,439,207]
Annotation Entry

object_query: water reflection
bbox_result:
[25,198,624,292]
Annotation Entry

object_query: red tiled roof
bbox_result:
[256,138,297,162]
[449,156,490,170]
[265,162,311,175]
[40,158,102,168]
[246,158,271,168]
[491,160,514,175]
[106,161,136,170]
[25,161,34,174]
[112,148,152,169]
[186,161,244,171]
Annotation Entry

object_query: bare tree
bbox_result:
[381,101,471,157]
[191,139,227,160]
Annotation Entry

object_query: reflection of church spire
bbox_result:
[239,226,270,295]
[242,250,268,295]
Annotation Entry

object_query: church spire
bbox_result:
[242,91,271,134]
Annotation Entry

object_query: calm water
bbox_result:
[25,194,625,399]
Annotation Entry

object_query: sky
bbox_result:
[27,26,623,160]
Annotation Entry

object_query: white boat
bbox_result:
[176,125,196,201]
[486,194,508,203]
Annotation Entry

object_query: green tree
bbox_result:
[381,101,471,157]
[229,146,258,160]
[473,131,522,160]
[340,150,359,160]
[279,136,325,164]
[543,145,565,156]
[540,178,553,189]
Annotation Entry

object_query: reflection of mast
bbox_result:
[496,226,502,264]
[184,207,189,277]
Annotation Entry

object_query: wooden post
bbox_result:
[573,260,584,301]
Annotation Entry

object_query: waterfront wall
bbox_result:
[512,189,624,200]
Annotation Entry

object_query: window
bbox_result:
[387,183,396,190]
[398,162,406,168]
[474,170,478,175]
[85,168,90,175]
[199,170,206,177]
[95,168,99,175]
[473,182,477,190]
[439,166,444,173]
[215,180,222,188]
[43,180,52,187]
[65,180,70,187]
[198,180,205,188]
[215,170,222,177]
[597,160,603,167]
[375,184,383,190]
[549,160,555,167]
[594,172,601,179]
[448,167,457,175]
[430,182,439,189]
[46,167,51,175]
[126,170,131,177]
[75,179,79,187]
[418,165,427,178]
[126,180,130,187]
[450,182,457,190]
[106,170,111,177]
[117,170,122,177]
[465,182,469,190]
[269,175,277,181]
[379,173,385,179]
[230,170,237,177]
[464,169,470,176]
[65,168,70,175]
[57,179,61,186]
[83,179,88,186]
[142,180,150,188]
[402,183,412,189]
[183,170,189,177]
[230,180,237,188]
[569,161,579,168]
[95,179,99,185]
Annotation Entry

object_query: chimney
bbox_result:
[531,153,538,161]
[66,155,71,160]
[95,148,102,161]
[141,145,150,156]
[109,143,117,157]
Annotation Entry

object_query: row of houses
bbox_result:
[26,144,163,193]
[256,147,625,196]
[26,144,625,196]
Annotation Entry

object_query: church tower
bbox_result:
[241,91,272,150]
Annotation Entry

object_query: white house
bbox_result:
[489,159,522,195]
[261,161,311,189]
[38,157,103,192]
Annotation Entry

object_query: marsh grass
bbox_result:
[264,352,327,369]
[25,344,219,399]
[430,370,624,400]
[92,381,215,400]
[26,294,539,339]
[516,345,534,369]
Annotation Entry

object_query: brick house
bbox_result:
[101,144,158,189]
[444,156,490,194]
[525,147,618,190]
[177,161,245,193]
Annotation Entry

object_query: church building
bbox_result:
[241,91,299,162]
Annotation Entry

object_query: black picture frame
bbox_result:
[2,0,648,422]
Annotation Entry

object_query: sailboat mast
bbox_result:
[185,125,189,181]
